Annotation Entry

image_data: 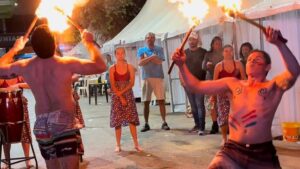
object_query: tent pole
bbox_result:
[259,18,264,51]
[162,33,175,113]
[232,22,238,59]
[2,19,6,33]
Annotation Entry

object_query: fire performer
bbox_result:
[172,26,300,169]
[0,25,106,169]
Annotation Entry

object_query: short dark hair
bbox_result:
[31,24,56,59]
[239,42,253,58]
[249,49,271,65]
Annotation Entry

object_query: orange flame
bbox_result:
[217,0,242,17]
[169,0,209,26]
[36,0,88,32]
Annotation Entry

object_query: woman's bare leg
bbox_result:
[129,123,142,152]
[22,142,32,168]
[115,126,122,152]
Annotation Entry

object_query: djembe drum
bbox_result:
[0,89,24,143]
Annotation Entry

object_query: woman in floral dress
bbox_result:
[109,47,141,152]
[213,45,246,145]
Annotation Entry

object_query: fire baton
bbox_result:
[228,10,287,43]
[168,25,196,74]
[54,6,101,48]
[24,16,38,39]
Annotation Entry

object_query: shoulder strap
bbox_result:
[222,61,224,70]
[233,61,237,70]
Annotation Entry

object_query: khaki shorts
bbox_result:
[142,78,165,102]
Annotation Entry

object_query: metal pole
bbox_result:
[2,19,6,33]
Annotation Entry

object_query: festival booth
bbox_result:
[101,0,300,136]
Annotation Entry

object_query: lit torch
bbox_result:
[218,0,287,43]
[168,0,209,74]
[35,0,81,33]
[24,0,81,39]
[53,6,101,48]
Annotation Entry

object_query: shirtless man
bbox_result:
[172,27,300,169]
[0,25,106,169]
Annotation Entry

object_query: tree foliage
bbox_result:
[73,0,146,42]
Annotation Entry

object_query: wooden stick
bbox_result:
[230,11,288,43]
[54,6,101,48]
[168,25,196,74]
[24,16,38,39]
[54,6,83,31]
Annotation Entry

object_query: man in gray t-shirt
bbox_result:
[180,32,207,135]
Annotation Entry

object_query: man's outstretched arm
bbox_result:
[172,49,231,95]
[0,37,28,65]
[267,27,300,90]
[0,36,28,78]
[68,30,107,75]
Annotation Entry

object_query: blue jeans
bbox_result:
[184,87,206,131]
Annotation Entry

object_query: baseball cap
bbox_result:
[189,31,199,40]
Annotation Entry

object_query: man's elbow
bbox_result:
[290,65,300,78]
[94,65,106,74]
[138,61,145,66]
[296,65,300,77]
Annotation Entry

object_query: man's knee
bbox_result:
[208,152,240,169]
[144,101,150,106]
[157,100,165,105]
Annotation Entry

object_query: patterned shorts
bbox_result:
[37,130,79,160]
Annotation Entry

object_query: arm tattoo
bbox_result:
[234,86,243,95]
[258,88,268,100]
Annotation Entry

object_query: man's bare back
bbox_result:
[0,31,106,117]
[19,56,81,116]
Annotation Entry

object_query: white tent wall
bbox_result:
[164,36,186,112]
[261,10,300,136]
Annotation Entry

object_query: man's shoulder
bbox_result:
[15,57,35,67]
[197,47,207,53]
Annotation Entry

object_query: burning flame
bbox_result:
[217,0,242,17]
[169,0,209,26]
[36,0,88,32]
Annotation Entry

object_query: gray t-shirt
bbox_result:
[184,47,207,80]
[202,51,223,80]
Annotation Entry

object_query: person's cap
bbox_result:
[189,31,199,40]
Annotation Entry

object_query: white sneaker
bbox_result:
[198,130,205,136]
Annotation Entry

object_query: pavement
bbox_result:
[2,90,300,169]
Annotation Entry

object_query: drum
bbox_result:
[0,89,24,143]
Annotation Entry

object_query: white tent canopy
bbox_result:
[102,0,300,53]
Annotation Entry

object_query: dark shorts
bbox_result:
[208,139,281,169]
[37,131,80,161]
